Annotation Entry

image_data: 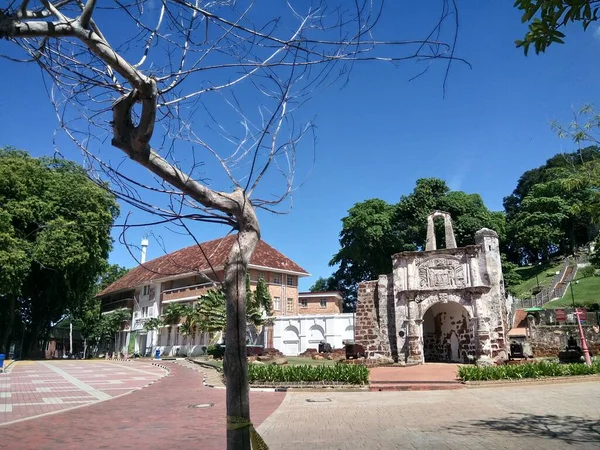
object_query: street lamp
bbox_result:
[569,280,579,308]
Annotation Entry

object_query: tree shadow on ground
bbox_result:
[446,413,600,446]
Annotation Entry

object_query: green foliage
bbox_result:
[99,265,129,291]
[458,360,600,381]
[97,309,131,344]
[514,0,598,55]
[503,147,599,264]
[501,254,522,296]
[0,148,118,355]
[207,344,226,359]
[161,302,188,326]
[309,276,338,292]
[579,265,596,278]
[195,289,227,333]
[248,364,369,385]
[143,317,163,332]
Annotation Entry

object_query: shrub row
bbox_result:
[248,364,369,385]
[458,360,600,381]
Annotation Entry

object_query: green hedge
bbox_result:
[458,361,600,381]
[248,364,369,385]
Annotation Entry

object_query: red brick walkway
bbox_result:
[369,363,464,391]
[0,362,285,450]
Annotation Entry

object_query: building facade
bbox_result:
[272,291,355,355]
[98,235,309,357]
[355,211,509,364]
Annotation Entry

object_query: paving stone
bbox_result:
[0,361,284,450]
[258,380,600,450]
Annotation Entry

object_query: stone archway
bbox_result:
[422,301,473,363]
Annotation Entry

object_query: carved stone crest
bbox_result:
[416,257,466,288]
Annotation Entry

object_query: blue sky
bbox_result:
[1,1,598,291]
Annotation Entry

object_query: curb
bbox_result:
[463,373,600,388]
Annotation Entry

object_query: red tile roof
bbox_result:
[98,235,308,297]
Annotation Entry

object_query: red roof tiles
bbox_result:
[98,235,308,297]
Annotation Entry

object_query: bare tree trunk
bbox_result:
[223,209,260,450]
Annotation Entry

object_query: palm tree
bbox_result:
[195,289,227,345]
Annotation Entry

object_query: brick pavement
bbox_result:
[1,361,284,450]
[0,360,167,424]
[258,379,600,449]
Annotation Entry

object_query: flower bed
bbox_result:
[458,360,600,381]
[248,363,369,385]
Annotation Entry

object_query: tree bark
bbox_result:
[223,201,260,450]
[0,295,16,354]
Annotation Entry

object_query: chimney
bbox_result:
[141,237,149,264]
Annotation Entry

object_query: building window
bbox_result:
[320,299,327,308]
[142,306,148,317]
[286,298,294,313]
[142,285,149,295]
[273,297,281,311]
[273,274,281,284]
[157,331,162,346]
[258,271,265,281]
[287,275,295,286]
[300,299,308,308]
[174,329,179,345]
[167,328,171,346]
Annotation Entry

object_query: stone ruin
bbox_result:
[355,211,509,365]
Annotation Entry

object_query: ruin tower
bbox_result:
[354,211,508,364]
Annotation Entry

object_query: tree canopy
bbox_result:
[515,0,599,54]
[0,148,118,355]
[503,147,599,263]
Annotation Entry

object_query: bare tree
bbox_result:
[0,1,463,448]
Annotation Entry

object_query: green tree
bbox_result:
[515,0,599,55]
[99,265,130,291]
[195,290,227,344]
[247,277,273,344]
[329,198,401,302]
[503,147,599,263]
[309,277,338,292]
[98,309,131,353]
[0,149,118,356]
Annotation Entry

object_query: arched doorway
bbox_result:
[422,301,472,363]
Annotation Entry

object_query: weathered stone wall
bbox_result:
[355,280,391,358]
[525,325,600,357]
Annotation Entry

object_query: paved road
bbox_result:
[0,360,167,425]
[1,361,284,450]
[258,380,600,450]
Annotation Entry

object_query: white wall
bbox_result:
[272,313,355,356]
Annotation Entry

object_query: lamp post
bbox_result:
[569,280,579,308]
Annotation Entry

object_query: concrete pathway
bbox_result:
[258,379,600,449]
[0,361,284,450]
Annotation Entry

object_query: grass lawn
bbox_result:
[544,274,600,308]
[512,261,564,299]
